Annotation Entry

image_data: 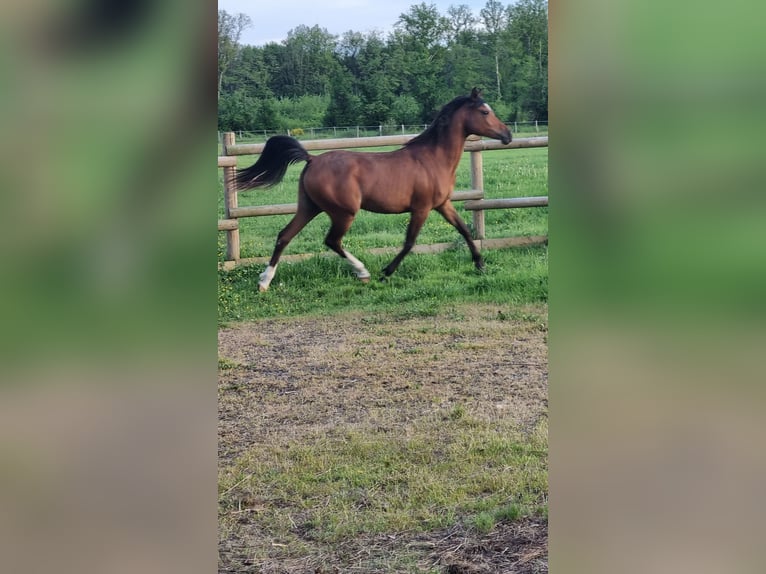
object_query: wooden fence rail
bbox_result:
[463,196,549,211]
[218,132,548,266]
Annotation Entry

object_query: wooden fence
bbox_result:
[218,132,548,269]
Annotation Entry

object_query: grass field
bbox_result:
[218,140,549,572]
[217,143,548,322]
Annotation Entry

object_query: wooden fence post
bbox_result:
[222,132,240,262]
[470,150,486,240]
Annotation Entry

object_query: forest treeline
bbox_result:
[218,0,547,132]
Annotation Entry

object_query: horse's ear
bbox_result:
[470,87,482,100]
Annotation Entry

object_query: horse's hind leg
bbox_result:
[382,209,429,278]
[324,212,371,282]
[258,197,320,292]
[436,200,485,271]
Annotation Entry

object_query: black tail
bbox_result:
[235,135,311,191]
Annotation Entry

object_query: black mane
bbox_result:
[405,93,484,148]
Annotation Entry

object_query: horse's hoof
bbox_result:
[359,276,370,284]
[258,284,269,293]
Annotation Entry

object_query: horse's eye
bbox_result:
[480,110,489,116]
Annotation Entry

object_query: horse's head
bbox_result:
[463,87,512,145]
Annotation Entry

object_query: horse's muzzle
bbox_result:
[499,129,512,145]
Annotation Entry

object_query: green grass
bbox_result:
[218,244,547,322]
[219,413,548,545]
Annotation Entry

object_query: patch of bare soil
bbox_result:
[218,303,548,573]
[220,519,547,574]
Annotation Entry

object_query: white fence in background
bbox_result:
[218,121,548,143]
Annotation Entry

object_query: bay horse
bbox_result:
[235,88,512,292]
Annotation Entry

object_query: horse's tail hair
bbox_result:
[235,135,311,191]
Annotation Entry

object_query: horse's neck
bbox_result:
[437,125,468,170]
[405,117,466,173]
[413,124,466,170]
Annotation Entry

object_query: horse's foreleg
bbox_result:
[324,213,370,282]
[436,201,484,271]
[259,201,320,292]
[382,209,429,278]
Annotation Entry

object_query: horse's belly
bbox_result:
[360,195,409,214]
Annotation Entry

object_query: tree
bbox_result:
[442,44,484,96]
[278,25,338,97]
[217,10,251,100]
[218,90,259,131]
[216,1,548,131]
[507,0,548,120]
[336,30,367,74]
[355,33,396,124]
[223,45,272,99]
[325,68,362,126]
[395,2,450,50]
[390,3,451,120]
[480,0,507,99]
[335,30,399,124]
[446,4,478,45]
[388,94,421,125]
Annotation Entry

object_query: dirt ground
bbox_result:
[218,303,548,573]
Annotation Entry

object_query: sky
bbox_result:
[218,0,493,46]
